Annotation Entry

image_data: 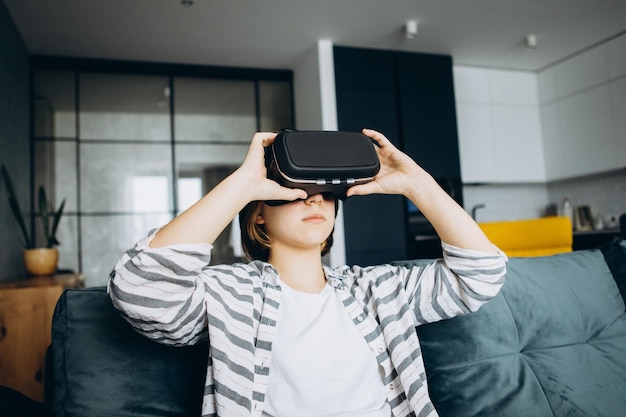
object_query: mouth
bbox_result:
[302,213,326,223]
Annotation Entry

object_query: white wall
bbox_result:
[292,40,338,131]
[292,40,346,267]
[463,184,550,223]
[293,44,323,130]
[548,170,626,229]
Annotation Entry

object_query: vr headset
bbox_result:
[265,130,380,206]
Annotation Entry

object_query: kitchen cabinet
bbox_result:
[0,274,84,401]
[613,77,626,166]
[454,66,545,183]
[542,82,621,180]
[492,106,545,182]
[334,46,462,265]
[334,47,406,266]
[573,229,622,251]
[397,52,460,179]
[539,34,626,181]
[456,102,497,181]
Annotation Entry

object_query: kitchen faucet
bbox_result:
[471,204,486,221]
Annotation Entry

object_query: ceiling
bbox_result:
[4,0,626,72]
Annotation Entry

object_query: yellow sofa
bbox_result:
[479,216,573,257]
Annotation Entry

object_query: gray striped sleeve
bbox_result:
[399,242,508,324]
[108,231,213,346]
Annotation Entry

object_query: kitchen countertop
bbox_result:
[573,228,622,251]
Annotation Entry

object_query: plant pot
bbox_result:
[23,247,59,276]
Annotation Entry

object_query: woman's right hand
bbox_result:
[236,132,307,204]
[149,132,306,247]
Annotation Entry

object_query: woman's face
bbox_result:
[257,193,336,253]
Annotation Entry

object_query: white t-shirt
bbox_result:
[262,280,391,417]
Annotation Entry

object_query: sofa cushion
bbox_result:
[415,249,626,417]
[48,287,208,417]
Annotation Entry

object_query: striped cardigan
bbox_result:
[108,230,507,417]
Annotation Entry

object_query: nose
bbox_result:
[304,193,323,204]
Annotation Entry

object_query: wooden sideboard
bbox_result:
[0,274,84,402]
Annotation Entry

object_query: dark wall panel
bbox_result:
[0,2,30,280]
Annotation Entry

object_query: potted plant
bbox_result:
[1,164,66,276]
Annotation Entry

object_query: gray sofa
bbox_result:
[20,239,626,416]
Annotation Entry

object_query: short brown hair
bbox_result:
[238,201,336,262]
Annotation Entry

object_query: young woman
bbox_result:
[108,128,507,417]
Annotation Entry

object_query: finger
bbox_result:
[346,181,382,197]
[244,132,277,164]
[280,187,308,201]
[362,128,392,148]
[252,131,278,148]
[268,185,308,202]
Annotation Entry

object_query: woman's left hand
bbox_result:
[348,129,499,254]
[346,128,424,197]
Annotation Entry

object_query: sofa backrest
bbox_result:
[46,286,208,417]
[410,244,626,417]
[46,241,626,417]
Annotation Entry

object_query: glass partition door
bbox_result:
[32,61,293,286]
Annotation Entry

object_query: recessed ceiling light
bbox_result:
[405,20,418,39]
[525,34,537,49]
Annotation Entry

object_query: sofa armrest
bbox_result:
[47,287,208,417]
[599,237,626,308]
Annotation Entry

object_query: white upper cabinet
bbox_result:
[456,102,497,182]
[612,77,626,167]
[455,66,544,183]
[557,85,616,178]
[608,35,626,167]
[539,33,625,181]
[492,106,545,182]
[554,44,609,98]
[607,34,626,80]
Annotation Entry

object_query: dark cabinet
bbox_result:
[400,92,460,178]
[397,52,460,178]
[333,47,400,142]
[334,47,406,266]
[334,89,400,142]
[334,46,461,265]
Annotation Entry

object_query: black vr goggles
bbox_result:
[264,130,380,206]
